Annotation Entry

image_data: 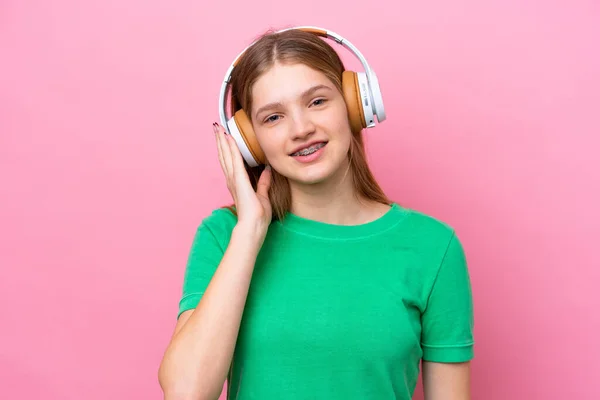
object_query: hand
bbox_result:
[213,122,272,237]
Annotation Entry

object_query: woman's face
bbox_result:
[250,62,353,186]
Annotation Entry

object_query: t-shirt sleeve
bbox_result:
[420,231,475,363]
[177,208,236,319]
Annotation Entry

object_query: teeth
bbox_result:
[292,142,325,156]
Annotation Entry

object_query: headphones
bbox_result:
[218,26,386,167]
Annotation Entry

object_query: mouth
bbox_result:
[289,142,327,157]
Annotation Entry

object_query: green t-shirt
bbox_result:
[178,202,475,399]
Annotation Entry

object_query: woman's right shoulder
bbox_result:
[195,205,239,239]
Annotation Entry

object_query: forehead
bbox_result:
[252,63,331,105]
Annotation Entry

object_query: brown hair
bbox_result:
[224,27,391,221]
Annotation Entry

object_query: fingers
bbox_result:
[227,132,245,168]
[256,165,272,198]
[213,123,227,175]
[214,123,233,177]
[225,133,249,183]
[214,122,267,204]
[215,123,252,186]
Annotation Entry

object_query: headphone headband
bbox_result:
[218,25,384,131]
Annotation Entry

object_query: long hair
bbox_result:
[224,28,390,221]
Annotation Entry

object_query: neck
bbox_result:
[288,161,389,226]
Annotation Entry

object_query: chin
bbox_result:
[292,172,331,186]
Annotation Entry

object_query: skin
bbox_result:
[251,62,352,187]
[158,61,471,400]
[250,61,390,225]
[422,361,472,400]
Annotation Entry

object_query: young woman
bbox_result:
[159,26,474,400]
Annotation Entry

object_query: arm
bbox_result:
[158,125,272,400]
[422,361,471,400]
[420,231,475,400]
[158,224,263,400]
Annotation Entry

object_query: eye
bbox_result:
[264,114,280,124]
[311,98,327,106]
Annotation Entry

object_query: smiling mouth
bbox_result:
[290,142,327,157]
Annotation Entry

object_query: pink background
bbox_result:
[1,1,599,399]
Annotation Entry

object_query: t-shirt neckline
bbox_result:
[276,202,405,240]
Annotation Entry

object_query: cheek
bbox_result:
[255,129,285,162]
[331,118,354,149]
[323,103,354,138]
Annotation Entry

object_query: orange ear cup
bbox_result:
[341,70,367,135]
[233,109,266,166]
[232,70,366,166]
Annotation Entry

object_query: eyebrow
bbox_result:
[254,84,333,120]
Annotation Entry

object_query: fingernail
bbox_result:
[265,165,271,170]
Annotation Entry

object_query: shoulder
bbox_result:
[398,205,457,243]
[392,204,465,267]
[193,206,239,245]
[200,205,239,228]
[395,206,472,299]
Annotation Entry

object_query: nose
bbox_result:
[289,109,316,141]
